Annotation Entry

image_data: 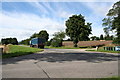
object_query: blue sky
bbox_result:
[1,0,118,41]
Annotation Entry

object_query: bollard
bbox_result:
[0,48,3,54]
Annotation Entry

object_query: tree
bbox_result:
[104,35,114,40]
[102,1,120,44]
[21,30,49,45]
[1,38,18,45]
[51,38,62,47]
[30,33,39,39]
[50,31,65,47]
[90,36,99,41]
[19,38,30,45]
[30,30,49,42]
[38,30,49,41]
[65,14,92,47]
[53,31,65,40]
[100,34,104,40]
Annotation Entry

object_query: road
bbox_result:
[2,49,119,78]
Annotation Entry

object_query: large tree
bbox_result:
[65,14,92,47]
[102,1,120,44]
[38,30,49,41]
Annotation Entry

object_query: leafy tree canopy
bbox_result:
[53,31,65,40]
[65,14,92,47]
[20,30,49,45]
[102,1,120,44]
[1,38,18,45]
[38,30,49,41]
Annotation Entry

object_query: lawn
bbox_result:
[2,45,43,58]
[86,48,120,53]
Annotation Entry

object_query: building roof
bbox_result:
[63,41,113,47]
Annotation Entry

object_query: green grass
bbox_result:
[2,45,43,58]
[97,50,120,53]
[97,47,120,53]
[86,48,120,53]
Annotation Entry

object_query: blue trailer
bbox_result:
[30,38,46,48]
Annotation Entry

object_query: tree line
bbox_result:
[90,34,114,41]
[19,30,49,45]
[102,1,120,44]
[1,38,18,45]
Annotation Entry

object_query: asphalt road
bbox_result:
[2,49,119,78]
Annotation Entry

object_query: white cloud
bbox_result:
[58,11,73,18]
[83,2,114,16]
[82,2,116,37]
[28,2,49,14]
[0,11,65,41]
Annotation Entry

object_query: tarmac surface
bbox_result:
[2,49,119,78]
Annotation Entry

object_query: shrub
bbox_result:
[45,41,51,46]
[51,39,62,47]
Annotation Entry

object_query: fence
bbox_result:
[104,47,116,51]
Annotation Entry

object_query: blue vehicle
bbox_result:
[30,38,46,48]
[115,46,120,51]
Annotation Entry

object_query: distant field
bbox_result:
[2,45,43,58]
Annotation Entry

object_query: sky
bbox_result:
[0,0,119,41]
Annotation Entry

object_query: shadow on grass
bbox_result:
[2,50,119,65]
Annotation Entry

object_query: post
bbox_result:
[96,46,98,51]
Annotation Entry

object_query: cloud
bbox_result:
[83,2,114,16]
[28,2,49,14]
[1,2,118,42]
[58,11,73,18]
[82,2,115,37]
[0,11,65,41]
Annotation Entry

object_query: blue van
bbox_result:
[30,38,46,48]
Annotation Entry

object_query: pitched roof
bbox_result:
[63,41,113,47]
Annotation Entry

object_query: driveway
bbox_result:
[2,49,119,78]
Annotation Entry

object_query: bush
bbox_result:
[51,39,62,47]
[1,38,18,45]
[45,41,51,46]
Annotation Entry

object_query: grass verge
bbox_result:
[86,49,120,53]
[2,45,43,58]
